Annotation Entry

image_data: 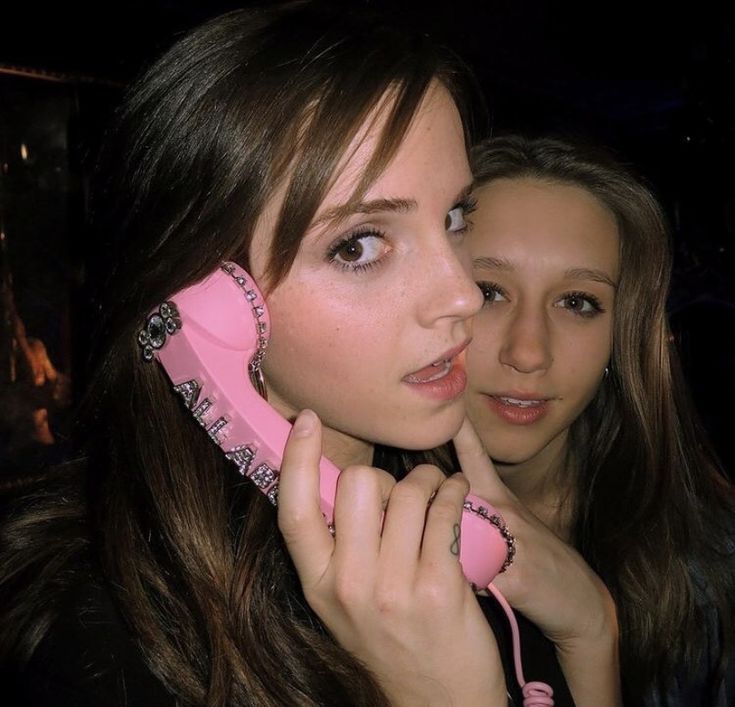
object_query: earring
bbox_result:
[249,358,268,401]
[604,366,610,378]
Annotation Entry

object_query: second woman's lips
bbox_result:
[484,394,551,425]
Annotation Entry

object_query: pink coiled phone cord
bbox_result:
[486,583,555,707]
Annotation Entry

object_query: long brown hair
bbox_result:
[471,134,735,704]
[0,5,479,705]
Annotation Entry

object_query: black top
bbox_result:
[477,593,575,707]
[6,577,173,707]
[6,574,576,707]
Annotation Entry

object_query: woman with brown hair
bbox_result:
[464,134,735,705]
[1,4,524,705]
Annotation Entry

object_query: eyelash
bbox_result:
[476,280,506,303]
[475,281,605,318]
[325,196,479,274]
[559,291,605,317]
[447,195,478,235]
[326,229,388,274]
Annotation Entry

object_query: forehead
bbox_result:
[471,177,620,274]
[320,81,467,212]
[249,82,468,283]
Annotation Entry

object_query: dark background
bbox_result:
[1,0,734,474]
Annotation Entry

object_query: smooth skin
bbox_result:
[252,84,507,704]
[463,177,623,706]
[279,410,507,706]
[456,418,622,707]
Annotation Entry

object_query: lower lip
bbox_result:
[484,395,549,425]
[403,360,467,401]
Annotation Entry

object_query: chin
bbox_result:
[482,439,546,467]
[387,411,464,451]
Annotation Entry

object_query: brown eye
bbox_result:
[327,232,390,272]
[337,239,364,262]
[555,292,604,317]
[476,281,507,304]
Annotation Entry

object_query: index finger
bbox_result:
[452,416,513,504]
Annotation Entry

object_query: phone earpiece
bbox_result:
[152,262,510,586]
[154,263,340,515]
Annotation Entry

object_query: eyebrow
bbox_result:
[472,256,617,289]
[564,267,617,288]
[313,197,417,228]
[312,183,475,229]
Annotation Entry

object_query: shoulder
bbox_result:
[7,569,175,707]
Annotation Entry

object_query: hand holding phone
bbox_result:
[277,407,510,707]
[145,262,553,705]
[148,262,512,587]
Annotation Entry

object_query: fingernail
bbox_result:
[292,409,316,437]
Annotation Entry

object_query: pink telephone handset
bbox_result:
[149,262,509,587]
[146,262,553,706]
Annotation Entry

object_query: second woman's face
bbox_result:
[465,177,619,472]
[249,84,483,466]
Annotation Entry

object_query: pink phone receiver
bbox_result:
[149,262,512,587]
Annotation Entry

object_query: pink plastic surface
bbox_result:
[154,262,509,587]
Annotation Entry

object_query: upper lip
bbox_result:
[407,338,472,374]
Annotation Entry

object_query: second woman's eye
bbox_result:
[327,231,389,273]
[476,280,507,304]
[556,292,604,317]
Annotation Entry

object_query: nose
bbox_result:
[499,303,553,374]
[416,236,484,327]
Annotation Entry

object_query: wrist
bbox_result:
[555,626,622,707]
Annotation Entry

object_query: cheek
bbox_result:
[466,313,498,379]
[561,325,612,395]
[262,283,391,395]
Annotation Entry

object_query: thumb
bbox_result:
[453,417,512,503]
[278,409,335,588]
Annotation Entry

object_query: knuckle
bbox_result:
[276,509,309,540]
[373,582,407,616]
[332,572,366,607]
[445,472,470,495]
[428,496,459,523]
[392,466,444,502]
[388,482,425,506]
[415,576,451,609]
[411,463,445,485]
[340,464,392,491]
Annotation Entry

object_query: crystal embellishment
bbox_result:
[225,445,256,476]
[463,500,517,573]
[138,301,182,361]
[250,463,278,489]
[219,262,270,400]
[173,379,201,409]
[207,417,228,441]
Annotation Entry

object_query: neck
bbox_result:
[494,432,574,540]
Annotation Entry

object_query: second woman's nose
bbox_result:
[498,304,553,374]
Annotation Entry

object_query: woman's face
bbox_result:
[249,84,482,466]
[465,177,619,474]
